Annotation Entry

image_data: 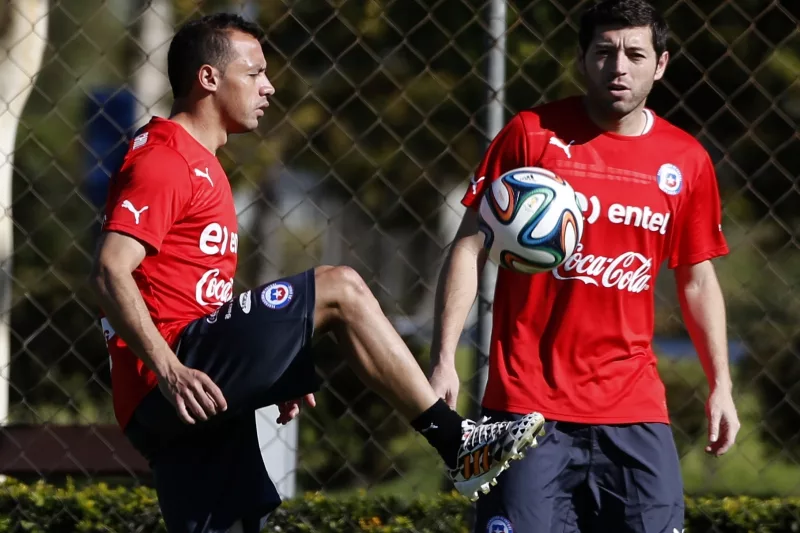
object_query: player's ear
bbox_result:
[197,64,220,93]
[653,50,669,81]
[576,47,587,77]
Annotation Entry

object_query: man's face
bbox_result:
[215,30,274,134]
[580,25,668,119]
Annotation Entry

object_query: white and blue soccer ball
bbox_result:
[478,166,584,274]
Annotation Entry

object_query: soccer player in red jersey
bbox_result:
[429,1,741,531]
[90,13,546,533]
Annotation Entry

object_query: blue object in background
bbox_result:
[83,87,136,208]
[652,336,747,363]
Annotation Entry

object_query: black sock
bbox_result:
[410,398,465,468]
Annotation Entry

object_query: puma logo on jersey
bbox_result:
[549,136,573,159]
[470,175,485,195]
[194,167,213,186]
[121,200,149,225]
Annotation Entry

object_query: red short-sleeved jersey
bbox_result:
[463,96,728,424]
[100,117,239,429]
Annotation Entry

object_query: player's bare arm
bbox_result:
[429,209,487,409]
[90,231,227,424]
[675,259,740,457]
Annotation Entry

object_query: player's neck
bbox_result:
[168,102,228,155]
[583,98,649,137]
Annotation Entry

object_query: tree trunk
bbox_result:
[133,0,172,129]
[0,0,49,425]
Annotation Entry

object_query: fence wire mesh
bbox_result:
[0,0,799,526]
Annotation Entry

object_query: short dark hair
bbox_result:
[579,0,669,57]
[167,13,265,99]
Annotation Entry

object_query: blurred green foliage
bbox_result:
[2,477,800,532]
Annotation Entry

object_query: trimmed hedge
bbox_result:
[1,478,799,532]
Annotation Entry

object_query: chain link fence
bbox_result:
[1,0,799,514]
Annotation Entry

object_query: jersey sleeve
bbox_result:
[668,152,729,268]
[461,113,529,210]
[102,146,193,253]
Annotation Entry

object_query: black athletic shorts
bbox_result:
[124,269,321,533]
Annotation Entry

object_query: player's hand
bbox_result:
[429,363,460,410]
[276,393,316,425]
[158,362,228,425]
[705,385,740,457]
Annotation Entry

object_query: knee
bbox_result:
[316,265,370,311]
[326,265,368,299]
[314,265,337,276]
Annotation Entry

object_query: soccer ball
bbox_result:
[478,166,584,274]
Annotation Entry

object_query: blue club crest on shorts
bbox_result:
[487,516,513,533]
[261,281,293,309]
[657,163,683,195]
